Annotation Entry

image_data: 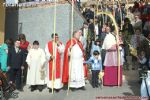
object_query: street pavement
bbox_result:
[9,70,141,100]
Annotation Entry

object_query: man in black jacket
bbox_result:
[7,40,25,90]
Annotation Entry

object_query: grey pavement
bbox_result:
[9,70,141,100]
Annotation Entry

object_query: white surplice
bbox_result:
[26,48,46,85]
[102,33,123,66]
[45,43,64,89]
[69,44,85,88]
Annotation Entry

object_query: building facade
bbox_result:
[0,0,5,44]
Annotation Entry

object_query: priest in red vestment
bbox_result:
[62,30,87,90]
[45,33,65,92]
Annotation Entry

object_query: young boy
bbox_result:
[85,50,102,88]
[26,41,46,92]
[137,51,147,82]
[138,51,147,68]
[91,39,101,57]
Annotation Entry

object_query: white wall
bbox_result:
[6,0,18,4]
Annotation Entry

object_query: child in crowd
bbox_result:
[91,39,101,57]
[26,41,46,92]
[85,50,103,88]
[138,51,147,68]
[137,51,147,82]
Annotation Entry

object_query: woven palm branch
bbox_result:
[128,44,137,57]
[99,71,104,79]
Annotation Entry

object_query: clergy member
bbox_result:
[45,33,65,92]
[62,30,87,90]
[26,41,46,92]
[102,27,123,86]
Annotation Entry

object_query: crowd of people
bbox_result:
[0,29,122,94]
[81,0,150,69]
[0,0,150,98]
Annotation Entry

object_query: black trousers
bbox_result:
[101,50,106,70]
[9,68,21,89]
[91,70,100,87]
[23,62,28,83]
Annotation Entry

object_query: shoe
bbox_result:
[70,88,76,92]
[39,88,43,92]
[31,86,36,92]
[17,88,23,92]
[55,89,60,93]
[31,88,35,92]
[92,85,95,88]
[95,85,99,88]
[38,85,43,92]
[79,87,86,91]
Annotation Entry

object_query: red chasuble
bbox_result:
[62,38,88,84]
[48,41,62,80]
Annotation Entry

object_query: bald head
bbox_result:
[73,30,82,40]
